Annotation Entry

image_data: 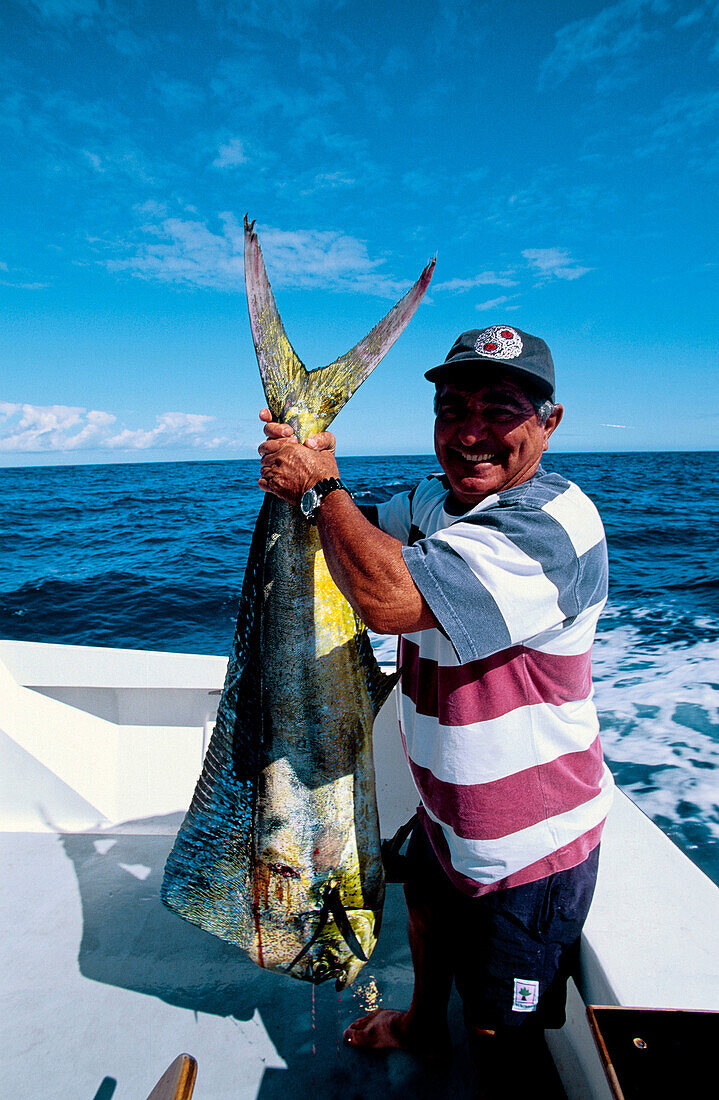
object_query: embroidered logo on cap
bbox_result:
[474,326,523,361]
[512,978,539,1012]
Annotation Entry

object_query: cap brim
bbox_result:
[424,357,554,400]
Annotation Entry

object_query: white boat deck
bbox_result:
[2,640,718,1098]
[2,830,480,1098]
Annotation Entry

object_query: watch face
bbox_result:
[301,488,319,518]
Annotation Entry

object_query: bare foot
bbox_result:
[344,1009,451,1064]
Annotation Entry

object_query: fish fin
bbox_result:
[286,883,368,979]
[355,624,400,718]
[324,885,368,962]
[244,215,435,439]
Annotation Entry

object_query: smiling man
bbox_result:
[258,324,614,1097]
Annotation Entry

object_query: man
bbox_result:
[258,325,613,1096]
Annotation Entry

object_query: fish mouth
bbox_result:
[279,892,378,988]
[299,950,346,986]
[285,939,360,990]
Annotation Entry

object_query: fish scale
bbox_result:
[161,218,434,988]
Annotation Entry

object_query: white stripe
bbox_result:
[541,482,605,557]
[524,600,607,655]
[413,482,499,537]
[433,524,564,643]
[399,694,601,785]
[407,601,606,663]
[425,774,614,884]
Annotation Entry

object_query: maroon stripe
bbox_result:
[419,809,606,897]
[400,636,592,724]
[407,736,605,840]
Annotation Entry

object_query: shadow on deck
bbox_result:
[59,818,475,1098]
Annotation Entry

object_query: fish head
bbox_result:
[286,906,379,990]
[247,858,379,988]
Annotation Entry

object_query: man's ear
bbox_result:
[543,404,564,450]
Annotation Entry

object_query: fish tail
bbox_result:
[244,215,435,441]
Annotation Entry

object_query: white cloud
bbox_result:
[0,404,239,454]
[0,403,108,452]
[2,84,163,190]
[542,1,719,89]
[300,171,356,195]
[522,248,591,282]
[634,89,719,161]
[244,221,383,287]
[105,412,215,450]
[106,212,414,297]
[674,7,705,30]
[212,138,247,168]
[209,0,347,40]
[0,280,49,289]
[434,272,518,292]
[476,294,520,312]
[82,150,103,171]
[540,0,673,86]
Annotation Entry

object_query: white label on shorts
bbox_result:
[512,978,539,1012]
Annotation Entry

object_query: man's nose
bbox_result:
[457,414,489,445]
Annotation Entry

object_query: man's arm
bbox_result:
[257,410,438,635]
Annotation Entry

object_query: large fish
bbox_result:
[161,217,434,989]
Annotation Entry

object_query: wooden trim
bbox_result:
[146,1053,198,1100]
[586,1006,624,1100]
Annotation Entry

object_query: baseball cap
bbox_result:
[425,325,555,400]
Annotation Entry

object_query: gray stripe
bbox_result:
[492,468,571,509]
[402,539,512,663]
[576,539,609,608]
[459,505,581,618]
[519,469,572,507]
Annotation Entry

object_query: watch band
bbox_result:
[302,477,351,522]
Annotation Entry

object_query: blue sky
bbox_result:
[2,0,718,465]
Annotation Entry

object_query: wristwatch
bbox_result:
[300,477,351,523]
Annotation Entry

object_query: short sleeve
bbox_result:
[372,490,414,543]
[401,504,593,663]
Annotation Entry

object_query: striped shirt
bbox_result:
[372,467,614,896]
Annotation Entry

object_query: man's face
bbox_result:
[433,376,563,505]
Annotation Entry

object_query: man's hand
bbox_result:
[256,410,437,635]
[258,409,340,504]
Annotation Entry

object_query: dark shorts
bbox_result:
[404,822,600,1031]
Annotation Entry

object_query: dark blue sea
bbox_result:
[2,453,718,885]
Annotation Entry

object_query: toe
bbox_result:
[347,1009,381,1033]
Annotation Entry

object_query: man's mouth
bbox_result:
[454,449,497,464]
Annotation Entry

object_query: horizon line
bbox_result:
[1,447,718,472]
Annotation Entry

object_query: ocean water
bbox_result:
[2,452,718,885]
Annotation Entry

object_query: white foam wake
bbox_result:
[592,618,719,847]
